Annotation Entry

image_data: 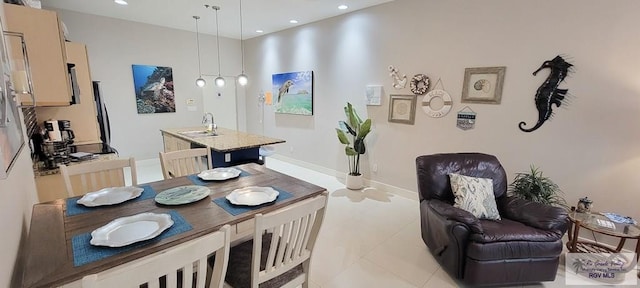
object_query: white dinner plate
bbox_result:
[155,185,210,205]
[90,212,174,247]
[76,186,145,207]
[197,167,242,181]
[226,186,279,206]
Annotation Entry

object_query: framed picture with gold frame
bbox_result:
[461,66,506,104]
[388,94,416,125]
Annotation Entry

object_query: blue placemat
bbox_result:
[213,187,293,216]
[71,210,192,267]
[187,168,251,186]
[66,185,156,217]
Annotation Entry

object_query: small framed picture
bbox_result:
[388,94,416,124]
[461,66,506,104]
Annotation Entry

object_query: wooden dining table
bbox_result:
[22,163,327,288]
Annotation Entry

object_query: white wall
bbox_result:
[244,0,640,223]
[52,9,246,160]
[0,149,38,287]
[0,4,39,286]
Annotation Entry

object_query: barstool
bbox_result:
[258,146,275,165]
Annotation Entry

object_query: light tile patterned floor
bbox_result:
[133,158,568,288]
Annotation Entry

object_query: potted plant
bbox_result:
[336,102,371,190]
[508,165,567,208]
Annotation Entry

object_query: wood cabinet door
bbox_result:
[4,4,71,106]
[34,42,102,143]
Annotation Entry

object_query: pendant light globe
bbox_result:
[237,73,248,86]
[236,0,249,86]
[193,15,206,87]
[215,76,226,87]
[196,77,206,87]
[209,5,225,88]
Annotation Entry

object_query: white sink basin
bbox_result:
[178,130,218,138]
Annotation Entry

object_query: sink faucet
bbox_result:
[202,112,217,134]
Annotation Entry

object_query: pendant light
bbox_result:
[236,0,248,86]
[211,5,225,87]
[193,16,206,87]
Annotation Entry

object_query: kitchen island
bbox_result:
[160,127,285,167]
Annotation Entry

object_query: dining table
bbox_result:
[22,163,327,288]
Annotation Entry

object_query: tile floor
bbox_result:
[133,158,569,288]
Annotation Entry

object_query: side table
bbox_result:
[567,211,640,278]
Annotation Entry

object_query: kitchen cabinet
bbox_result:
[35,42,102,144]
[162,132,192,152]
[3,4,72,106]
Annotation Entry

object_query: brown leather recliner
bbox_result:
[416,153,569,286]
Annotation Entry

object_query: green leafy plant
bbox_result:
[508,165,567,208]
[335,103,371,176]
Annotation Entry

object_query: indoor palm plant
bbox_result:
[508,165,567,208]
[336,102,371,189]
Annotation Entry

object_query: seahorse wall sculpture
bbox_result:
[519,55,573,132]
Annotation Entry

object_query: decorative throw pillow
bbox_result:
[448,173,501,220]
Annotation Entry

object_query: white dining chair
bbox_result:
[59,157,137,197]
[159,148,211,179]
[82,225,231,288]
[224,194,328,288]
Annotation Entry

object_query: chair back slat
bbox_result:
[283,218,301,264]
[252,194,328,286]
[159,148,211,179]
[59,157,137,197]
[82,225,231,288]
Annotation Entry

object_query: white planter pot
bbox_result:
[345,174,364,190]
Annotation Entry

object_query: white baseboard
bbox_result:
[271,154,418,202]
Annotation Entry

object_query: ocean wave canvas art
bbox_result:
[272,71,313,115]
[132,64,175,114]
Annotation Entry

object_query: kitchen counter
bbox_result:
[33,153,118,177]
[160,127,285,152]
[160,127,285,167]
[33,153,118,203]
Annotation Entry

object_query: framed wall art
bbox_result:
[461,66,506,104]
[388,94,416,125]
[132,64,175,113]
[272,70,314,115]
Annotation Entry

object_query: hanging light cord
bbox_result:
[215,7,222,77]
[194,16,202,76]
[239,0,245,73]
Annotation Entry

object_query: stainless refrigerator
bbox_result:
[92,81,111,145]
[67,80,117,155]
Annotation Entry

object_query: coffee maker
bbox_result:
[58,120,75,144]
[44,119,75,144]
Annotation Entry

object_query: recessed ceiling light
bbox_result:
[338,5,348,10]
[114,0,128,5]
[256,30,264,33]
[289,20,298,24]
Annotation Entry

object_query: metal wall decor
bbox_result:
[388,65,407,89]
[421,78,452,118]
[456,106,476,130]
[519,55,573,133]
[410,74,429,95]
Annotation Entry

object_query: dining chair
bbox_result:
[59,157,137,197]
[159,148,211,179]
[224,193,328,288]
[82,225,231,288]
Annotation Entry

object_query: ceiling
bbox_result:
[43,0,394,39]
